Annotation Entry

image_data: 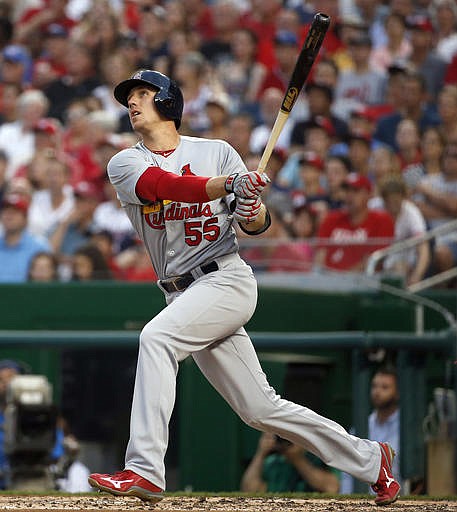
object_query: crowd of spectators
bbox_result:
[1,0,457,287]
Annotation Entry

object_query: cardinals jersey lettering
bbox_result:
[107,136,247,279]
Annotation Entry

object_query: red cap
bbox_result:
[348,129,372,145]
[307,115,335,137]
[350,106,377,123]
[298,150,324,170]
[343,172,372,192]
[1,193,29,213]
[74,181,99,200]
[407,15,434,33]
[33,118,61,135]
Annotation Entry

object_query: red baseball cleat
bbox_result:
[88,469,163,502]
[371,442,401,506]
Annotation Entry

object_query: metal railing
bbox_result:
[365,218,457,291]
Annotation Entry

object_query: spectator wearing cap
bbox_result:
[411,144,457,279]
[1,44,33,91]
[373,71,441,151]
[43,41,102,123]
[292,151,329,223]
[405,15,446,102]
[346,129,373,175]
[202,91,231,141]
[15,0,77,52]
[314,172,394,271]
[0,193,51,282]
[33,23,69,89]
[280,115,336,190]
[290,82,348,151]
[250,87,294,155]
[48,181,100,276]
[370,12,412,74]
[334,32,386,121]
[0,89,50,179]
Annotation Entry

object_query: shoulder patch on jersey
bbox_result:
[142,202,162,214]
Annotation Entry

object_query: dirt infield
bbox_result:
[0,495,456,512]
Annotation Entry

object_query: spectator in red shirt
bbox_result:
[315,173,394,271]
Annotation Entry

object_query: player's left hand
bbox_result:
[233,197,262,223]
[225,171,270,198]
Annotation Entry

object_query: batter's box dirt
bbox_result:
[0,495,456,512]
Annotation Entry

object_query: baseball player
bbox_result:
[88,70,400,505]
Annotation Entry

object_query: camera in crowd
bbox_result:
[3,374,57,490]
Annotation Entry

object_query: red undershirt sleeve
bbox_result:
[135,166,211,203]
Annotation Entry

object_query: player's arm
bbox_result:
[135,167,268,203]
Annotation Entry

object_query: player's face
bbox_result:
[127,86,161,131]
[370,373,399,411]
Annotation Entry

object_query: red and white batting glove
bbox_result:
[233,197,262,223]
[225,171,270,198]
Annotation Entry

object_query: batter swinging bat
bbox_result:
[257,12,331,174]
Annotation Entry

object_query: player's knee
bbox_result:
[139,322,162,348]
[238,404,276,430]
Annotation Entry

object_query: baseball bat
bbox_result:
[256,12,331,174]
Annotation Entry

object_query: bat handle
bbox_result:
[256,110,289,174]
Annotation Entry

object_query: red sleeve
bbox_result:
[135,166,211,203]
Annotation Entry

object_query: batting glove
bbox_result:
[225,171,270,198]
[233,197,263,223]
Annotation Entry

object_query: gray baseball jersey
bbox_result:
[108,136,246,279]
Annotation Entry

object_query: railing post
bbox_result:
[351,347,371,494]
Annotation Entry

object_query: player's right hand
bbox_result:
[225,171,270,198]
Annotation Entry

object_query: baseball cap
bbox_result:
[274,30,298,46]
[305,115,335,137]
[0,193,30,213]
[2,44,30,66]
[33,118,61,135]
[343,172,372,192]
[347,129,372,146]
[350,106,377,123]
[298,151,324,170]
[206,91,230,112]
[406,15,434,32]
[74,181,99,200]
[45,23,68,38]
[0,359,24,373]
